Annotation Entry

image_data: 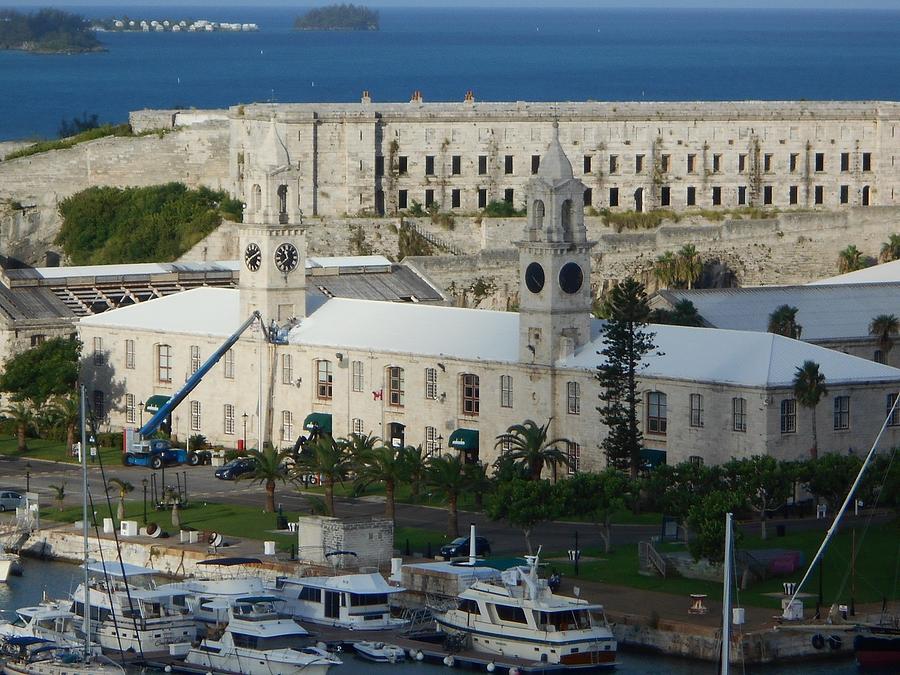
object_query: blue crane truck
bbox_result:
[121,311,264,468]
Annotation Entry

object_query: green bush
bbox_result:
[482,200,525,218]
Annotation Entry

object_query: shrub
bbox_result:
[482,200,525,218]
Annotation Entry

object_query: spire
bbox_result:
[537,121,573,182]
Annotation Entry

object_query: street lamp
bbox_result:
[141,478,148,524]
[436,435,443,457]
[138,400,144,426]
[242,413,248,451]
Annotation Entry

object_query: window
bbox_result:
[281,353,293,385]
[840,152,850,172]
[224,404,235,435]
[789,185,799,205]
[764,185,773,205]
[224,349,235,379]
[660,154,670,172]
[531,155,541,174]
[712,186,721,206]
[93,390,105,421]
[93,337,103,365]
[125,339,135,369]
[30,334,44,347]
[647,391,667,434]
[712,154,721,173]
[732,397,747,432]
[834,396,850,430]
[500,375,513,408]
[352,418,364,436]
[398,156,408,174]
[478,155,487,175]
[425,155,435,175]
[686,154,695,173]
[504,188,514,203]
[583,187,592,207]
[789,153,799,173]
[875,350,885,364]
[887,394,900,426]
[398,190,408,209]
[281,410,294,442]
[157,344,172,382]
[352,360,364,392]
[425,367,438,400]
[780,399,797,434]
[689,455,704,467]
[375,156,384,177]
[583,155,592,173]
[815,152,824,172]
[862,152,872,171]
[635,154,644,173]
[660,186,670,207]
[461,374,480,416]
[609,187,619,207]
[495,604,528,624]
[609,155,619,174]
[504,155,514,174]
[738,154,746,173]
[840,185,849,204]
[814,185,824,205]
[566,441,581,475]
[190,400,201,432]
[567,381,580,415]
[764,153,773,172]
[689,394,704,428]
[686,186,696,206]
[738,186,747,205]
[388,366,405,406]
[125,393,136,425]
[477,188,487,208]
[190,345,201,374]
[451,189,461,208]
[425,189,435,207]
[316,360,333,400]
[425,426,439,455]
[298,586,321,603]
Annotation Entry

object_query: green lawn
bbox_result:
[395,526,451,556]
[550,519,900,610]
[0,435,121,466]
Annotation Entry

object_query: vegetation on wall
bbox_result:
[4,124,134,161]
[56,183,243,264]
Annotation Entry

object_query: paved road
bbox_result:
[0,454,867,556]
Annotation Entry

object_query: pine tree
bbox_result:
[596,278,656,478]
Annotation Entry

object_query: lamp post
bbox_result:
[242,413,248,451]
[141,478,148,524]
[138,401,144,426]
[436,435,443,457]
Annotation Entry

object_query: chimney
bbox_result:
[361,90,371,104]
[464,90,475,105]
[410,90,423,104]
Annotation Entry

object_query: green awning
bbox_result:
[640,448,667,468]
[304,413,332,434]
[144,395,171,415]
[449,428,479,452]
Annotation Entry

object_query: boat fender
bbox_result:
[811,633,825,650]
[443,655,455,666]
[510,669,520,675]
[486,662,496,672]
[416,650,425,661]
[828,635,842,650]
[164,667,172,673]
[408,648,418,659]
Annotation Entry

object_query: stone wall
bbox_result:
[297,516,394,569]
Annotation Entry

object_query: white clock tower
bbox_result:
[517,123,595,365]
[239,120,307,324]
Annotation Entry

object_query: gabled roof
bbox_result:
[809,259,900,285]
[657,284,900,341]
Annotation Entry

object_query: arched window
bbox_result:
[251,184,262,212]
[560,199,572,234]
[532,199,545,229]
[647,391,667,434]
[277,184,288,222]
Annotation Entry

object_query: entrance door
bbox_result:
[324,591,341,619]
[388,422,405,448]
[634,188,644,213]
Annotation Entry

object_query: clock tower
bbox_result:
[239,120,307,324]
[517,123,595,365]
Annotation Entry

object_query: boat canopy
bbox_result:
[84,561,161,577]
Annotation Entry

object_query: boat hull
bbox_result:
[185,646,337,675]
[855,633,900,669]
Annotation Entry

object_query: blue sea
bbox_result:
[2,6,900,141]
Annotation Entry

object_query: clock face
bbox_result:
[244,243,261,272]
[559,262,584,294]
[525,262,545,294]
[274,242,299,274]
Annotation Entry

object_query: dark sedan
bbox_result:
[440,536,491,559]
[214,457,257,480]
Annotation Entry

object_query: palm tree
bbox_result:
[294,435,352,517]
[465,461,492,510]
[653,251,677,288]
[768,304,802,339]
[354,444,406,522]
[837,245,865,274]
[869,314,900,363]
[47,482,66,512]
[880,234,900,263]
[399,444,428,502]
[494,419,570,481]
[241,446,293,513]
[2,400,35,453]
[45,395,80,449]
[426,454,468,538]
[106,478,134,522]
[342,432,381,465]
[677,244,703,289]
[793,360,828,460]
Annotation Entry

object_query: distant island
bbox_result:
[0,9,102,54]
[294,4,379,31]
[93,17,259,33]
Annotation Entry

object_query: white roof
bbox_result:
[307,255,391,269]
[809,259,900,285]
[85,561,160,577]
[284,573,403,594]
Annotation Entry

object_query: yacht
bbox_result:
[68,562,196,655]
[0,636,123,675]
[0,554,21,583]
[184,596,342,675]
[433,553,618,669]
[0,604,84,649]
[270,572,407,630]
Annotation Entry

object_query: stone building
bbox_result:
[78,129,900,470]
[153,98,900,218]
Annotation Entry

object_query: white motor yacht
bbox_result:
[433,553,618,669]
[0,605,84,650]
[0,636,123,675]
[185,597,342,675]
[270,572,407,630]
[68,562,196,655]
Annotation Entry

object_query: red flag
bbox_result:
[373,389,383,401]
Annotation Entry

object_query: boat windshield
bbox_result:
[231,633,304,650]
[537,609,593,631]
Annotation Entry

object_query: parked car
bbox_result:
[440,536,491,559]
[0,490,24,511]
[214,457,257,480]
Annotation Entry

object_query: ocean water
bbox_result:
[2,6,900,140]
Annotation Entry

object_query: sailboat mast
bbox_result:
[80,384,90,661]
[721,512,733,674]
